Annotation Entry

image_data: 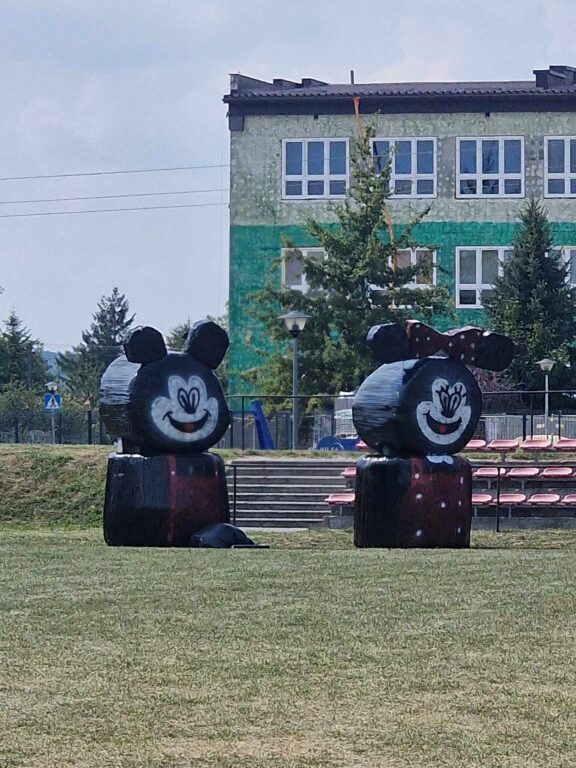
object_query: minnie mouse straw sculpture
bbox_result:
[352,320,514,548]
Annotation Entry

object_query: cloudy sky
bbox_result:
[1,0,574,351]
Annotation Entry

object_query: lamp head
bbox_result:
[279,310,310,338]
[537,358,556,373]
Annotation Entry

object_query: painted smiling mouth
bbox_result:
[163,410,210,433]
[425,411,462,436]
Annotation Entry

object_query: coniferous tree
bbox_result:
[58,288,135,405]
[249,129,453,396]
[483,198,576,392]
[0,311,47,391]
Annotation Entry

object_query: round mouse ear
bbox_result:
[475,332,515,372]
[184,319,229,369]
[123,326,167,365]
[367,323,410,363]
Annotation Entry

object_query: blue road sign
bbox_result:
[44,393,62,413]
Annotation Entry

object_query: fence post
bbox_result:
[529,394,534,438]
[521,411,527,441]
[87,410,93,445]
[57,412,63,444]
[558,409,562,439]
[99,414,104,444]
[14,418,19,444]
[241,396,245,451]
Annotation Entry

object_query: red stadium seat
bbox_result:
[498,492,527,505]
[471,493,493,505]
[552,438,576,451]
[464,439,487,451]
[541,466,573,479]
[473,467,504,479]
[507,467,539,479]
[325,492,355,507]
[486,439,520,453]
[528,492,561,505]
[520,438,552,451]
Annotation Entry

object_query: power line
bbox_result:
[0,163,230,182]
[0,187,230,206]
[0,201,227,219]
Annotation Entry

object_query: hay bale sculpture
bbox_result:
[352,321,514,548]
[99,321,231,546]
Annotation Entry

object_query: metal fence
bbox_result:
[3,389,576,449]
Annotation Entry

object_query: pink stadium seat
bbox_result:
[486,439,520,452]
[473,467,504,479]
[520,438,552,451]
[464,439,487,451]
[541,466,573,479]
[552,438,576,451]
[325,492,355,507]
[471,493,493,505]
[528,492,561,505]
[562,493,576,505]
[507,467,540,479]
[498,492,527,505]
[355,440,369,451]
[341,466,357,479]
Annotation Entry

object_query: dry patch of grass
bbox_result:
[1,528,575,767]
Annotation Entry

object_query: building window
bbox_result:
[394,248,436,286]
[456,138,524,198]
[281,248,325,292]
[455,247,511,308]
[372,138,437,197]
[545,138,576,197]
[561,247,576,287]
[282,139,348,199]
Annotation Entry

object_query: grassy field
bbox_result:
[1,527,575,767]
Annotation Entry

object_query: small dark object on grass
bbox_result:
[190,523,261,549]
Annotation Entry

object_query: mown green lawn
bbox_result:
[1,528,575,767]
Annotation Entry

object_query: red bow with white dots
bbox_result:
[406,321,484,365]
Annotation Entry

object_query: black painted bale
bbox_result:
[354,454,472,548]
[104,452,229,546]
[352,357,481,456]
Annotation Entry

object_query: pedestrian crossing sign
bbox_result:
[43,393,62,412]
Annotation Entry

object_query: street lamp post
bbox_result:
[279,310,310,450]
[537,358,556,437]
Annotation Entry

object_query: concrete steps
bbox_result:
[226,458,352,527]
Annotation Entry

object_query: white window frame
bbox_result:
[456,137,524,199]
[455,246,511,308]
[281,139,349,200]
[371,137,437,198]
[544,137,576,198]
[560,247,576,288]
[281,247,325,293]
[392,248,437,287]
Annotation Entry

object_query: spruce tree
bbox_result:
[483,198,576,392]
[58,287,135,405]
[0,311,47,391]
[249,129,453,396]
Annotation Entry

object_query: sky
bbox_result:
[1,0,575,351]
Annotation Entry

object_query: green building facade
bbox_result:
[224,67,576,395]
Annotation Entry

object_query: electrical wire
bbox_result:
[0,201,227,219]
[0,163,230,182]
[0,187,229,206]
